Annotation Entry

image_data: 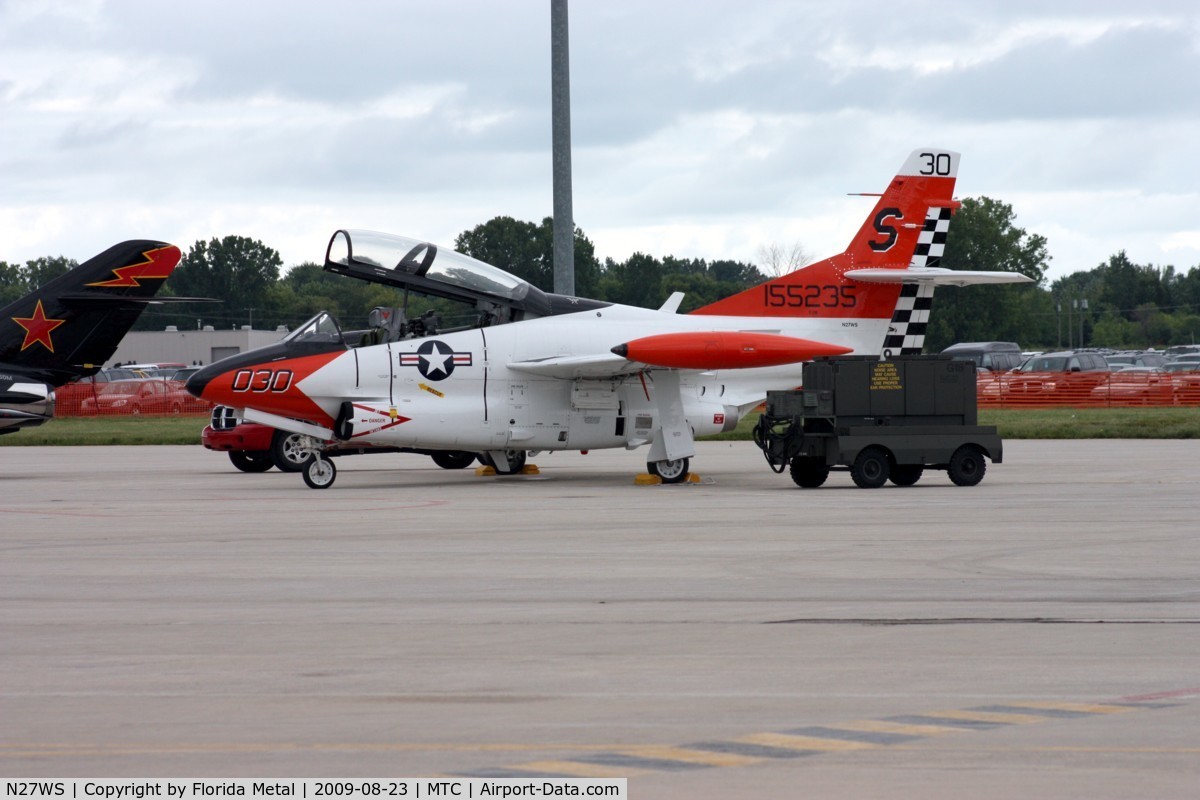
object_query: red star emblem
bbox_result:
[13,300,66,352]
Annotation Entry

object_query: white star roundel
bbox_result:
[399,340,473,381]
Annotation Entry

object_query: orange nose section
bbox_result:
[187,350,343,426]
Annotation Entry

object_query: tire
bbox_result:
[948,445,987,487]
[130,404,141,416]
[789,457,829,488]
[271,430,312,473]
[171,402,183,415]
[431,451,477,470]
[648,457,690,484]
[229,450,273,473]
[889,465,924,487]
[303,457,337,489]
[481,450,527,475]
[850,446,890,489]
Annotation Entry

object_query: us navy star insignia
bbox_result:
[399,340,472,381]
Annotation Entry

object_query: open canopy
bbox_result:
[326,230,532,303]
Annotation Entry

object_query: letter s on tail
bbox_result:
[690,148,961,324]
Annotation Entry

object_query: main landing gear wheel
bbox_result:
[431,450,477,470]
[648,457,690,484]
[229,450,273,473]
[271,430,313,472]
[850,446,890,489]
[789,456,829,488]
[303,457,337,489]
[481,450,527,475]
[948,445,986,487]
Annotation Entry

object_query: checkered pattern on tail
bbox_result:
[910,206,953,268]
[881,206,952,355]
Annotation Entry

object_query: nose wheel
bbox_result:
[303,456,337,489]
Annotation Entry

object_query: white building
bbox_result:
[107,325,289,368]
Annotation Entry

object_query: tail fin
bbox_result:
[1,240,182,386]
[691,148,961,328]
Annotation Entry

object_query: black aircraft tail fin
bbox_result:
[0,240,182,386]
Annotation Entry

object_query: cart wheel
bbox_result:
[947,445,986,487]
[303,457,337,489]
[850,446,890,489]
[789,457,829,488]
[889,465,924,487]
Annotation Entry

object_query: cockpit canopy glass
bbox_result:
[327,229,530,301]
[283,311,344,345]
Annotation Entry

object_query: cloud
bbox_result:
[1,0,1199,282]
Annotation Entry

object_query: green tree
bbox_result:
[1094,251,1169,319]
[926,196,1052,351]
[455,216,602,298]
[0,256,78,311]
[598,252,665,308]
[0,261,24,307]
[22,255,76,289]
[1090,311,1136,348]
[155,236,283,331]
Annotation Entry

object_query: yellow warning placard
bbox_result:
[871,361,903,390]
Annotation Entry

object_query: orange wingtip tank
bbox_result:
[611,331,854,370]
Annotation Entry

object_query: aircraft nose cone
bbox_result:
[185,364,220,399]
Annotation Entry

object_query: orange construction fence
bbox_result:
[978,371,1200,409]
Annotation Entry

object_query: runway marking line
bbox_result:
[1004,701,1138,714]
[455,693,1185,779]
[3,694,1185,777]
[833,719,966,737]
[918,708,1053,725]
[504,761,644,779]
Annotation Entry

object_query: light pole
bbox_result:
[551,0,574,296]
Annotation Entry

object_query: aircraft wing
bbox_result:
[846,267,1034,286]
[507,353,644,379]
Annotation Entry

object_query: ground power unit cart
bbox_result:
[753,356,1003,488]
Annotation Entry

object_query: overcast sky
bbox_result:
[2,0,1199,285]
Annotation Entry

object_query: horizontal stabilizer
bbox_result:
[846,267,1034,287]
[58,293,219,305]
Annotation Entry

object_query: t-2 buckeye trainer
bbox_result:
[186,149,1030,488]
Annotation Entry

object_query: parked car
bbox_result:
[1090,368,1173,406]
[201,407,301,472]
[1004,352,1111,400]
[1168,354,1200,369]
[1164,345,1200,360]
[941,341,1025,372]
[1164,362,1200,373]
[163,380,212,414]
[169,367,202,382]
[1106,353,1167,370]
[80,379,170,415]
[201,406,479,473]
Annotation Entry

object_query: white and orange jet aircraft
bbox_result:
[187,148,1030,488]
